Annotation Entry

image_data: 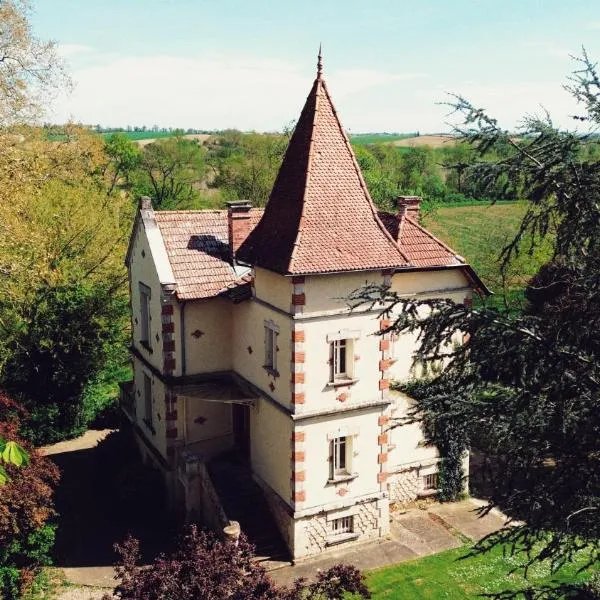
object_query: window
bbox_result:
[264,321,278,371]
[423,472,439,491]
[139,283,151,348]
[331,516,354,536]
[143,373,153,429]
[330,436,351,479]
[330,339,352,382]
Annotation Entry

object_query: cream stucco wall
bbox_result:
[232,300,293,409]
[132,355,168,459]
[390,268,470,296]
[388,391,438,469]
[129,221,165,373]
[250,398,293,502]
[300,409,383,510]
[299,311,383,413]
[183,397,233,445]
[303,271,385,315]
[254,267,292,312]
[182,298,233,375]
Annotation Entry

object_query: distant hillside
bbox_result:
[393,134,458,148]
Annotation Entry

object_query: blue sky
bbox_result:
[32,0,600,132]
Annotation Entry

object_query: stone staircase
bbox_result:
[208,455,291,569]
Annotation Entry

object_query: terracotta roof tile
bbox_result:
[153,210,261,300]
[378,211,463,268]
[236,70,410,274]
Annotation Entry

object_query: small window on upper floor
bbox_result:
[330,435,352,480]
[139,282,152,350]
[330,339,353,382]
[264,320,279,372]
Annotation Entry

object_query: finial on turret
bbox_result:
[317,44,323,77]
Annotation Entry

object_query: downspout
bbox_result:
[180,301,187,376]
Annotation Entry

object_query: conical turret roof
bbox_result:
[236,55,409,275]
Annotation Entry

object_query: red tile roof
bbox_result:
[378,212,463,268]
[236,70,410,274]
[153,210,261,300]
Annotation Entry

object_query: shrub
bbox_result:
[0,391,59,599]
[105,525,371,600]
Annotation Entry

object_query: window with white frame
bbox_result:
[143,372,153,428]
[139,283,151,348]
[264,321,279,371]
[330,436,351,479]
[423,472,439,491]
[331,516,354,536]
[330,339,353,382]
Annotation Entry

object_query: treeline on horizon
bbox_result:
[61,124,600,213]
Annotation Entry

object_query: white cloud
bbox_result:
[56,43,93,58]
[47,48,585,133]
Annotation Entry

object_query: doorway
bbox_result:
[232,403,250,461]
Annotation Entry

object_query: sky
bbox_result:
[31,0,600,133]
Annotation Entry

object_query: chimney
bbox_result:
[396,196,421,220]
[227,200,252,264]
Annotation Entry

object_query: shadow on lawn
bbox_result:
[50,428,177,568]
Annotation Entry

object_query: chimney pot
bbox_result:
[227,200,252,264]
[396,195,421,220]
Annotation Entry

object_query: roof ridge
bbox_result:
[288,77,321,273]
[404,215,463,261]
[319,78,410,265]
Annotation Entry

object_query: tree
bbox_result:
[105,525,371,600]
[134,136,206,209]
[0,128,134,444]
[103,132,142,194]
[0,0,70,125]
[0,391,59,598]
[349,51,600,594]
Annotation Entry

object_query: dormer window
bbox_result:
[139,282,152,350]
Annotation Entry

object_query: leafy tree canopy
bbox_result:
[350,50,600,589]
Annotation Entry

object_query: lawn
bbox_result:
[350,133,416,145]
[367,544,593,599]
[423,201,553,308]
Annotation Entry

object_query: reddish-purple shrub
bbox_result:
[107,525,371,600]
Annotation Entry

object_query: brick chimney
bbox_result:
[227,200,252,264]
[396,196,421,220]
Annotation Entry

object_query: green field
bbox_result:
[423,202,552,307]
[350,133,416,145]
[366,544,593,599]
[100,130,189,141]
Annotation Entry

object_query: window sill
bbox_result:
[139,340,153,354]
[326,532,360,547]
[326,378,359,389]
[143,418,156,436]
[327,473,358,485]
[263,366,280,378]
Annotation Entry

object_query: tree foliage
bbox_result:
[105,525,371,600]
[133,135,206,209]
[0,0,70,125]
[0,391,59,598]
[349,52,600,587]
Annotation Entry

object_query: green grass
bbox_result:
[367,544,593,599]
[350,133,416,145]
[100,130,182,141]
[423,202,553,309]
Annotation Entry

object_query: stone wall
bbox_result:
[293,498,385,559]
[388,467,420,503]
